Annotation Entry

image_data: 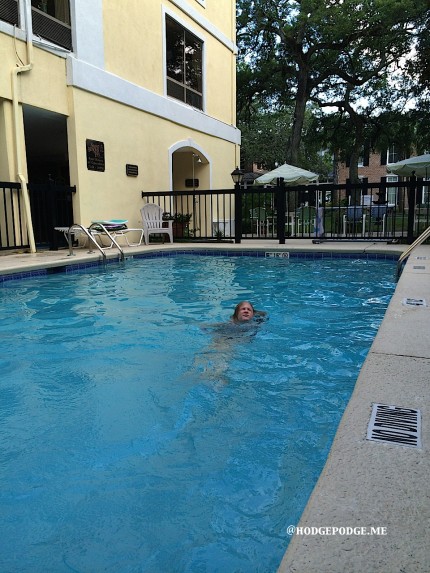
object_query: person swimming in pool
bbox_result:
[193,301,267,384]
[231,301,267,324]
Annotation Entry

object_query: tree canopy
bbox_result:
[236,0,430,179]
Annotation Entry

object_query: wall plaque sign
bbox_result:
[86,139,105,172]
[185,178,199,188]
[126,164,139,177]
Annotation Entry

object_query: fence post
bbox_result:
[407,175,416,244]
[49,179,59,250]
[234,182,242,244]
[277,178,286,244]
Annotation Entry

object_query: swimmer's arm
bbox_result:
[199,321,225,331]
[254,310,268,319]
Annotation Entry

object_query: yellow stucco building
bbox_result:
[0,0,240,250]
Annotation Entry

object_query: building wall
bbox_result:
[0,0,240,234]
[337,151,390,184]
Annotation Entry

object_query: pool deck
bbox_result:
[1,239,429,572]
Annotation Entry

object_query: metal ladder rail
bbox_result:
[88,222,125,261]
[396,225,430,280]
[67,224,107,261]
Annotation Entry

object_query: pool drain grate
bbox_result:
[367,403,422,448]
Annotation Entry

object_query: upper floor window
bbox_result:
[31,0,70,24]
[31,0,72,50]
[166,15,203,110]
[0,0,19,26]
[387,145,399,164]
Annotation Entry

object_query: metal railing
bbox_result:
[396,225,430,280]
[1,178,428,252]
[67,223,125,262]
[29,181,76,249]
[0,181,29,251]
[142,177,429,244]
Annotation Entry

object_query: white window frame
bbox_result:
[387,145,399,165]
[163,8,206,112]
[386,175,398,206]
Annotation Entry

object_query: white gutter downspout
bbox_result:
[11,2,36,253]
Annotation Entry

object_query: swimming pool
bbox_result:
[0,253,396,572]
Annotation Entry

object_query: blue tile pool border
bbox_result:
[0,249,399,284]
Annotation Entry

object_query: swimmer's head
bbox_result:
[232,301,255,322]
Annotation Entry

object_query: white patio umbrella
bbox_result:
[254,163,319,185]
[387,153,430,178]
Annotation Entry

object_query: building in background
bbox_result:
[0,0,240,249]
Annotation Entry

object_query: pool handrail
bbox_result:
[67,223,125,262]
[396,224,430,280]
[67,224,106,261]
[88,222,125,261]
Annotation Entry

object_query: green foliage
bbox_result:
[236,0,430,176]
[173,213,192,224]
[238,110,293,170]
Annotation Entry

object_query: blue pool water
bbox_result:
[0,254,396,573]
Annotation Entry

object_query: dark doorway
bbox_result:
[23,104,70,184]
[23,105,74,248]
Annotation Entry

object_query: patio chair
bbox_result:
[367,205,388,235]
[295,206,316,235]
[140,203,173,244]
[343,206,366,237]
[414,204,430,233]
[91,219,144,247]
[249,207,267,236]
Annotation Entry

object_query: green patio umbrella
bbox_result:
[387,153,430,178]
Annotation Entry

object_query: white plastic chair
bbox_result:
[140,203,173,244]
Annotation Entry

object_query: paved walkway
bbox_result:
[1,239,429,572]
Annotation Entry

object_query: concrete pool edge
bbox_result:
[0,239,406,279]
[277,244,430,573]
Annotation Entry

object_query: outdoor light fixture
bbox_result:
[231,166,244,185]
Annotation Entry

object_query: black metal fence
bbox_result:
[142,177,429,244]
[0,181,76,251]
[29,181,76,249]
[1,178,428,252]
[0,181,29,251]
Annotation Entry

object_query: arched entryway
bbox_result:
[169,140,212,239]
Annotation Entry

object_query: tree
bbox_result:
[237,0,429,171]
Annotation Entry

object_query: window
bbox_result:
[0,0,19,26]
[166,15,203,110]
[31,0,70,25]
[386,175,398,205]
[31,0,72,50]
[387,145,399,165]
